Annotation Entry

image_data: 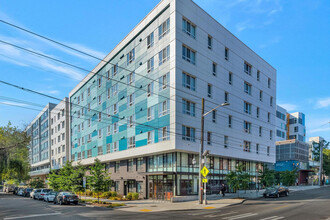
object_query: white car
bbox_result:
[17,189,24,196]
[43,192,57,202]
[30,189,40,199]
[36,189,53,200]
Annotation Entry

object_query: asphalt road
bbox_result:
[1,187,330,220]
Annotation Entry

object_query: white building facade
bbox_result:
[69,0,276,198]
[50,98,70,170]
[26,103,56,180]
[275,105,287,141]
[288,112,306,142]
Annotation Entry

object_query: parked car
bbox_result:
[13,187,19,195]
[44,192,58,202]
[17,188,25,196]
[263,186,289,198]
[30,189,40,199]
[24,188,33,197]
[36,189,53,200]
[4,184,15,193]
[55,192,78,205]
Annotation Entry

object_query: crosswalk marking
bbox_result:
[205,211,238,218]
[259,216,284,220]
[223,213,258,220]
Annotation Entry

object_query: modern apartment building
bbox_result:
[275,105,306,142]
[26,103,56,181]
[69,0,276,199]
[275,105,287,141]
[287,112,306,141]
[50,98,70,170]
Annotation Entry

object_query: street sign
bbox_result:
[202,178,208,183]
[201,166,209,177]
[83,177,86,188]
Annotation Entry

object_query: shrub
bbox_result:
[127,192,133,200]
[132,193,139,200]
[111,191,117,197]
[86,190,93,197]
[92,192,102,198]
[92,200,99,203]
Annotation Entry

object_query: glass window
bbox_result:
[244,82,252,95]
[244,62,252,75]
[244,141,251,152]
[208,35,212,49]
[182,45,196,64]
[147,32,154,49]
[182,18,196,38]
[158,18,170,40]
[147,57,154,73]
[182,72,196,91]
[159,45,170,66]
[182,125,195,142]
[127,48,135,65]
[225,47,229,60]
[182,99,195,116]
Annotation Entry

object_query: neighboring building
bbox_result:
[26,103,56,181]
[50,98,70,170]
[287,112,306,142]
[69,0,276,199]
[275,139,310,184]
[275,105,306,142]
[275,105,287,141]
[308,136,323,169]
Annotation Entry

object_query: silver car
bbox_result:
[43,192,57,202]
[30,189,41,199]
[37,189,53,200]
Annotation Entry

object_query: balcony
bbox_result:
[29,168,50,177]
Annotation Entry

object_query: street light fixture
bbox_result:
[199,100,230,205]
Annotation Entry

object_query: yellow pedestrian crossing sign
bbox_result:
[202,178,208,183]
[201,166,209,177]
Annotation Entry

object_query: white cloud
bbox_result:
[316,97,330,109]
[309,127,330,134]
[278,103,298,112]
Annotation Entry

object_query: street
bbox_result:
[1,187,330,220]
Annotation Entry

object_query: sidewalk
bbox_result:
[80,195,244,212]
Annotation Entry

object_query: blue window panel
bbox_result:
[92,148,98,157]
[102,102,107,111]
[119,124,127,132]
[112,117,119,123]
[119,103,127,112]
[155,128,159,143]
[74,143,78,148]
[158,114,170,127]
[136,139,147,147]
[106,135,112,144]
[92,130,97,137]
[91,114,97,121]
[119,139,127,151]
[118,89,127,100]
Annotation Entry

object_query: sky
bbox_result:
[0,0,329,141]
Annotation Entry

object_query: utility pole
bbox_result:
[319,140,324,186]
[199,98,205,204]
[198,99,229,205]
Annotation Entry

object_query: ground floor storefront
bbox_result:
[108,152,266,200]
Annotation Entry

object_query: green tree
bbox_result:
[226,164,250,194]
[323,149,330,176]
[71,163,86,194]
[259,167,275,188]
[48,170,61,191]
[280,169,298,186]
[88,159,111,203]
[57,162,74,191]
[0,122,30,184]
[29,178,45,188]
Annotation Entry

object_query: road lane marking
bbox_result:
[272,205,290,210]
[4,212,61,220]
[223,213,258,220]
[259,216,284,220]
[205,211,237,218]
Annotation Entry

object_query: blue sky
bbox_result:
[0,0,329,141]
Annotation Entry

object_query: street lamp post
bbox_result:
[198,99,229,204]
